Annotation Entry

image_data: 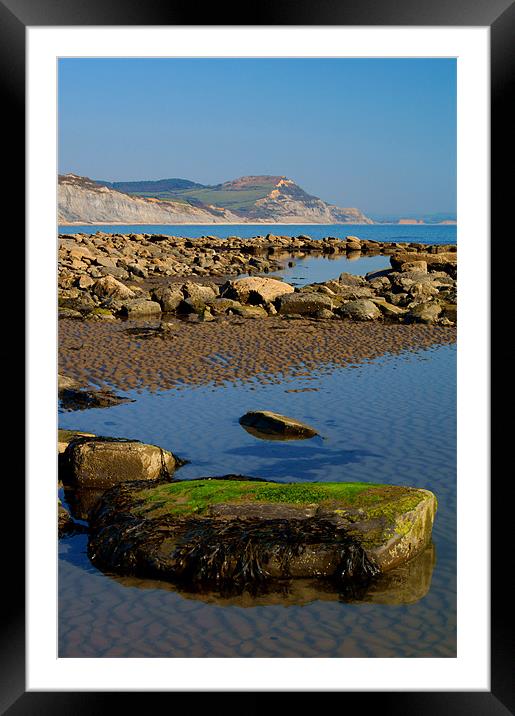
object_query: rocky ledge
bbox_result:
[58,233,456,327]
[87,477,437,594]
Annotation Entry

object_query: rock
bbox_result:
[59,387,133,411]
[406,301,442,324]
[128,263,148,278]
[87,478,437,590]
[95,256,117,269]
[222,277,294,304]
[338,272,367,287]
[182,281,217,304]
[391,252,457,277]
[207,297,243,315]
[58,428,96,454]
[151,285,184,312]
[58,307,83,321]
[239,410,318,439]
[77,275,94,289]
[61,437,183,488]
[120,299,162,318]
[339,299,382,321]
[370,298,408,319]
[278,292,333,317]
[58,374,82,391]
[93,275,135,301]
[232,305,268,319]
[58,501,85,538]
[400,260,427,273]
[408,281,439,302]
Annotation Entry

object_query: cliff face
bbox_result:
[58,174,373,225]
[58,175,242,224]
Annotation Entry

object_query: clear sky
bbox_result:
[58,58,456,217]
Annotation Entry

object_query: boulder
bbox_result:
[151,285,184,312]
[87,478,437,590]
[406,301,442,324]
[222,277,294,304]
[182,281,217,304]
[61,437,182,488]
[92,275,135,301]
[120,299,162,318]
[278,292,333,316]
[239,410,318,439]
[339,299,382,321]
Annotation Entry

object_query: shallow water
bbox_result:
[269,252,392,286]
[58,222,456,245]
[59,343,456,658]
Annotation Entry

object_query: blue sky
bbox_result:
[58,58,456,216]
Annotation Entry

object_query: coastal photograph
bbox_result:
[57,57,457,659]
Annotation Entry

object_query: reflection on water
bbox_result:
[82,542,436,608]
[59,343,456,658]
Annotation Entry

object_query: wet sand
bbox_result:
[59,316,456,393]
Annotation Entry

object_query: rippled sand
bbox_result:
[59,316,456,392]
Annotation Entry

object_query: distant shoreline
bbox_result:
[59,221,456,227]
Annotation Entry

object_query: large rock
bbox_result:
[278,292,333,316]
[339,299,381,321]
[151,285,184,312]
[61,437,182,488]
[87,478,437,590]
[120,298,162,318]
[92,275,135,301]
[239,410,318,439]
[391,252,457,277]
[182,281,217,304]
[222,277,294,304]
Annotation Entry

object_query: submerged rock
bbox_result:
[61,436,183,489]
[87,478,437,592]
[239,410,318,439]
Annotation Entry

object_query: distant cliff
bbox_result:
[58,173,374,225]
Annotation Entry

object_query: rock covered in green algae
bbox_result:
[239,410,318,439]
[87,478,437,591]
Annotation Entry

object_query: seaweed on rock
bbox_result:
[170,516,380,595]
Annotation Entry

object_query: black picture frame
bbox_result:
[7,0,506,712]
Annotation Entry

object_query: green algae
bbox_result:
[131,479,426,521]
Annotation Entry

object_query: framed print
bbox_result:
[5,0,507,710]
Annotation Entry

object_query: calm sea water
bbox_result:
[59,342,456,658]
[59,223,457,245]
